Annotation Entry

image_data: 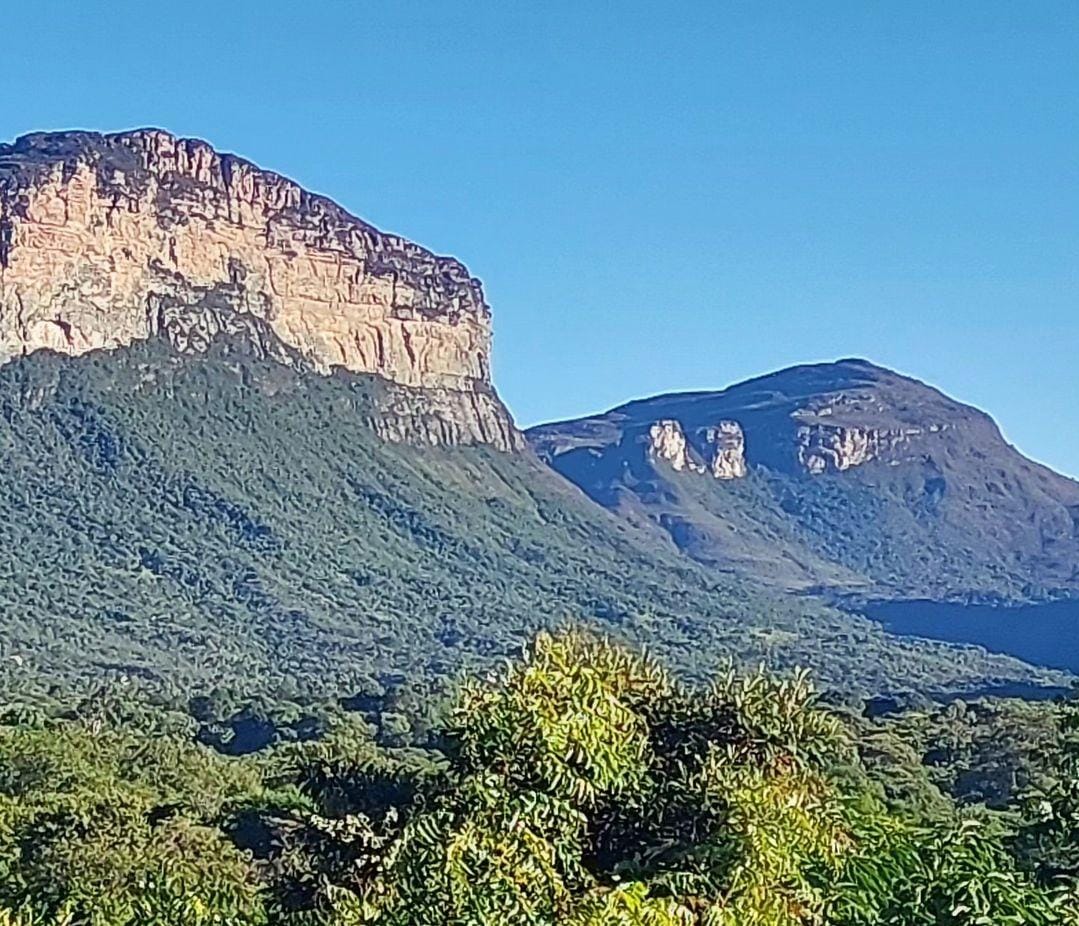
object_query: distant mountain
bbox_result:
[0,130,1066,702]
[528,359,1079,603]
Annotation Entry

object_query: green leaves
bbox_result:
[829,815,1079,926]
[450,632,664,806]
[1011,697,1079,883]
[0,717,268,925]
[1,632,1075,924]
[324,633,867,925]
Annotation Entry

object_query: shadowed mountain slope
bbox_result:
[528,359,1079,602]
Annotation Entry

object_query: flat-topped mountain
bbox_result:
[529,359,1079,601]
[0,129,518,448]
[0,131,1058,701]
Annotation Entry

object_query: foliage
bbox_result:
[318,633,852,925]
[0,711,272,925]
[1011,698,1079,883]
[0,632,1075,924]
[829,815,1078,925]
[0,337,1056,705]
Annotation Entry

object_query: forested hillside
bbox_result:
[0,336,1057,701]
[0,631,1075,925]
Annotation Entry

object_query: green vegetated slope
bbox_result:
[0,631,1076,925]
[528,359,1079,602]
[0,337,1060,701]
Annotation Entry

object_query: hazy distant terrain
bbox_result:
[529,359,1079,604]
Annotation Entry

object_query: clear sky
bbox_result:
[2,2,1077,474]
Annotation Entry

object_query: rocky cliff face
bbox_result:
[648,420,698,472]
[707,421,748,479]
[644,419,747,479]
[0,129,520,449]
[789,391,951,475]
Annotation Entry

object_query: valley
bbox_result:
[0,125,1075,926]
[2,129,1072,705]
[4,335,1054,703]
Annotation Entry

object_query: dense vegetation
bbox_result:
[4,335,1075,921]
[0,337,1063,702]
[0,631,1075,925]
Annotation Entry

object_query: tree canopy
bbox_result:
[0,631,1075,925]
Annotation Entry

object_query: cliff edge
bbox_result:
[0,129,520,448]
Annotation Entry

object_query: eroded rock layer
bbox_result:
[0,129,521,449]
[645,419,748,479]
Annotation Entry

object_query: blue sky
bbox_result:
[3,1,1077,474]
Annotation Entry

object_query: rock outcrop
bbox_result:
[790,393,948,475]
[796,425,911,474]
[705,421,747,479]
[648,420,700,473]
[0,129,521,449]
[646,419,748,480]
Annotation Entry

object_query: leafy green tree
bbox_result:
[0,713,271,925]
[1011,698,1079,883]
[306,634,858,924]
[1,631,1075,925]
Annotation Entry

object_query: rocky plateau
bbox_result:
[0,129,520,449]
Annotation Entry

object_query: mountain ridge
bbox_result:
[528,357,1072,476]
[0,129,1073,703]
[528,358,1079,603]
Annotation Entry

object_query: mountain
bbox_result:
[528,360,1079,602]
[0,130,1065,703]
[5,336,1061,703]
[0,128,517,449]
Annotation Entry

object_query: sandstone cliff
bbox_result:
[0,129,520,449]
[645,419,747,479]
